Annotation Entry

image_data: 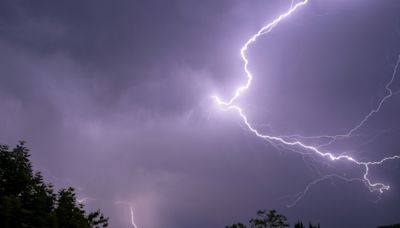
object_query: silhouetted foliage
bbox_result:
[378,224,400,228]
[294,221,305,228]
[226,209,325,228]
[0,141,108,228]
[307,223,320,228]
[226,209,290,228]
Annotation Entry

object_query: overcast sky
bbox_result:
[1,0,400,227]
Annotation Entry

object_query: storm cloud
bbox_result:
[1,0,400,227]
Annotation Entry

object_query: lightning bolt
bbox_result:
[77,197,139,228]
[322,53,400,144]
[38,166,139,228]
[213,0,400,203]
[286,174,365,208]
[115,201,139,228]
[281,52,400,149]
[130,205,138,228]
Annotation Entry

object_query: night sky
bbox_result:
[1,0,400,227]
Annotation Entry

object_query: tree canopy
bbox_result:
[0,141,108,228]
[226,209,320,228]
[226,209,290,228]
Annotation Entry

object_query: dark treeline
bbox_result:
[226,209,320,228]
[0,142,108,228]
[226,209,399,228]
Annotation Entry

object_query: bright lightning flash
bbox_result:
[213,0,400,203]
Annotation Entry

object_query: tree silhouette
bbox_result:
[294,221,305,228]
[308,223,320,228]
[378,224,400,228]
[0,141,108,228]
[226,209,326,228]
[226,209,290,228]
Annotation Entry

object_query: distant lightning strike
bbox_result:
[78,198,138,228]
[130,206,138,228]
[39,164,139,228]
[213,0,400,202]
[115,201,139,228]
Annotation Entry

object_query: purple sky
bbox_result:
[1,0,400,227]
